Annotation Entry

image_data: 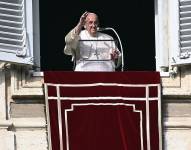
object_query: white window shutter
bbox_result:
[171,0,191,65]
[0,0,34,65]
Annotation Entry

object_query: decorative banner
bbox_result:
[44,71,162,150]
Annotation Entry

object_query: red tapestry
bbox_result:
[44,71,162,150]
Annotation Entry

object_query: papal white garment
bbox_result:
[64,30,121,71]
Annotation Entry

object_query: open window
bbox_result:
[0,0,40,67]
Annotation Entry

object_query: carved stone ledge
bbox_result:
[164,117,191,129]
[161,66,191,96]
[9,65,44,99]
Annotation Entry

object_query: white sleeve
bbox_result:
[64,29,80,55]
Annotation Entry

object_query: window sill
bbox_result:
[160,72,170,77]
[32,71,44,77]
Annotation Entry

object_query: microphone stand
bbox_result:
[98,27,124,71]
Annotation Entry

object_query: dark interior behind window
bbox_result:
[40,0,155,71]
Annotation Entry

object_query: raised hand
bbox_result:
[75,11,89,34]
[78,11,89,27]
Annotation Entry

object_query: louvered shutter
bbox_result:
[180,0,191,56]
[0,0,34,65]
[171,0,191,65]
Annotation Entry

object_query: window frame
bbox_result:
[155,0,191,76]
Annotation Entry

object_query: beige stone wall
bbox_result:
[162,66,191,96]
[1,63,191,150]
[0,64,47,150]
[162,66,191,150]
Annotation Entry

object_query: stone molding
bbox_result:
[10,65,44,99]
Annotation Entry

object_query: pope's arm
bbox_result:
[64,11,88,55]
[64,28,80,55]
[110,39,122,69]
[113,49,122,69]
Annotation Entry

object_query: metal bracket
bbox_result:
[169,66,178,78]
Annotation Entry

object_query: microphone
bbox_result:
[97,27,110,31]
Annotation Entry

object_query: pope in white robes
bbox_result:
[64,12,122,71]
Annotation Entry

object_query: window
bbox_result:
[0,0,40,67]
[155,0,191,74]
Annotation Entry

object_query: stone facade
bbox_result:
[0,64,191,149]
[0,64,47,150]
[162,66,191,150]
[155,0,191,148]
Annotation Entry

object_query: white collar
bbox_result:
[85,30,98,39]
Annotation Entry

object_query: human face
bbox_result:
[85,14,99,37]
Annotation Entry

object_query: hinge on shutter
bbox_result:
[16,29,27,57]
[16,46,27,57]
[179,50,190,59]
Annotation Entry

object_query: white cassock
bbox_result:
[64,30,121,71]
